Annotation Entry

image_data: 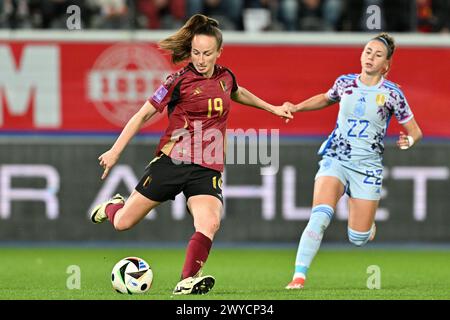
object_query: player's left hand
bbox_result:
[98,149,120,180]
[397,131,412,150]
[273,103,294,123]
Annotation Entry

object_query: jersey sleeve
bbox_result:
[388,87,414,124]
[225,68,239,94]
[326,76,344,102]
[149,72,182,113]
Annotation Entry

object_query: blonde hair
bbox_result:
[159,14,223,64]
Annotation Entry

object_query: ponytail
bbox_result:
[159,14,223,64]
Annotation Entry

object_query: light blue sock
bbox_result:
[293,205,334,279]
[348,227,372,247]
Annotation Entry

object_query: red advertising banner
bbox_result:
[1,40,449,137]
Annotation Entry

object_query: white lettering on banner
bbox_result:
[0,165,59,219]
[0,45,61,127]
[283,166,389,221]
[390,166,449,221]
[88,165,448,222]
[163,166,277,221]
[222,167,276,220]
[282,166,310,220]
[173,193,187,220]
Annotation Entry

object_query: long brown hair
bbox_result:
[159,14,223,64]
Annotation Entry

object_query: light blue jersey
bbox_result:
[319,74,414,166]
[316,74,414,200]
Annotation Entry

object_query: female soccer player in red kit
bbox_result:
[90,14,293,295]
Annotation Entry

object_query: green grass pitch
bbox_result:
[0,247,449,300]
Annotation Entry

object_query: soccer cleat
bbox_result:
[90,194,125,224]
[173,275,215,295]
[285,277,305,289]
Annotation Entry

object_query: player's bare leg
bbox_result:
[189,195,222,240]
[90,190,160,231]
[311,176,345,208]
[347,198,378,246]
[113,190,160,231]
[173,195,222,295]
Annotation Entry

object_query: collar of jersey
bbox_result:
[356,74,385,89]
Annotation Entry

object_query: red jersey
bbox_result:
[149,63,238,172]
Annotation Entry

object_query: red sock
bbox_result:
[105,203,124,224]
[181,232,212,279]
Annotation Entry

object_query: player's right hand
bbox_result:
[275,102,294,123]
[283,101,295,112]
[98,150,119,180]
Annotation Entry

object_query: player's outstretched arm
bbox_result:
[98,101,158,179]
[287,93,336,113]
[231,86,293,121]
[397,117,423,150]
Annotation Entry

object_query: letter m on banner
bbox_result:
[0,45,61,128]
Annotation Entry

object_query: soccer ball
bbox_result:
[111,257,153,294]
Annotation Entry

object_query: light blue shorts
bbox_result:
[315,157,383,200]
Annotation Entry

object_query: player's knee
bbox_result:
[113,217,132,231]
[308,204,334,230]
[211,220,221,235]
[206,216,221,235]
[347,227,371,247]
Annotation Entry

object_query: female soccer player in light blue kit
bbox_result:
[285,33,423,289]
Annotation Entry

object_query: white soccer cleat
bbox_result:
[173,275,215,295]
[90,194,125,224]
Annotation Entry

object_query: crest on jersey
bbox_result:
[376,94,386,106]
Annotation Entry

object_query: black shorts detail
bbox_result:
[135,154,223,203]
